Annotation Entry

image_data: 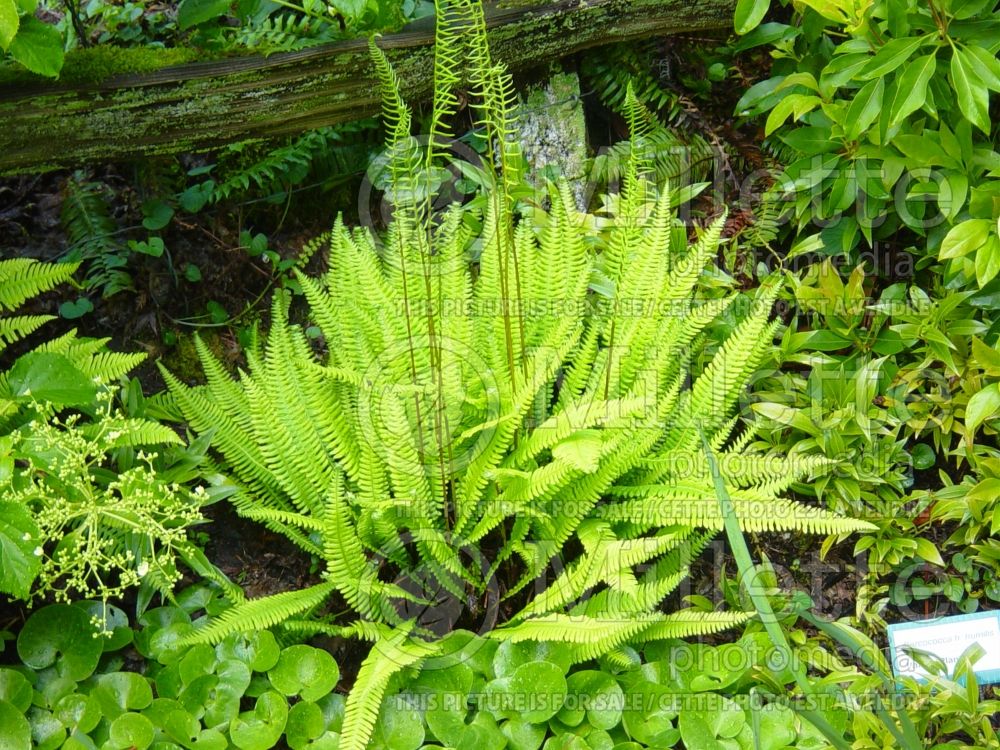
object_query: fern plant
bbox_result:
[161,2,872,745]
[60,173,133,297]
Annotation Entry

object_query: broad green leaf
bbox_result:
[286,701,326,749]
[892,134,959,168]
[177,0,231,29]
[371,699,425,750]
[734,0,770,33]
[8,16,63,77]
[940,219,991,259]
[888,53,936,128]
[820,53,870,92]
[7,352,96,405]
[966,382,1000,440]
[858,36,924,80]
[266,645,339,702]
[765,94,820,135]
[17,604,103,681]
[0,670,31,713]
[93,672,154,719]
[563,671,624,731]
[961,44,1000,91]
[976,234,1000,286]
[914,538,945,567]
[0,0,17,50]
[109,713,155,750]
[780,126,839,155]
[0,502,40,600]
[951,47,991,133]
[230,691,289,750]
[844,77,884,140]
[0,700,30,750]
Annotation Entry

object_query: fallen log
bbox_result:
[0,0,735,174]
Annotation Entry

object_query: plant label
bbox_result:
[887,611,1000,684]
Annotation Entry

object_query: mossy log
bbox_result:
[0,0,735,174]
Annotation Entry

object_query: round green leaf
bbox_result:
[563,671,624,731]
[0,669,31,713]
[73,601,132,652]
[93,673,154,719]
[230,691,289,750]
[286,701,326,750]
[109,713,155,750]
[217,630,281,672]
[0,700,30,750]
[621,683,678,747]
[371,698,424,750]
[501,719,546,750]
[17,605,102,681]
[54,693,101,734]
[267,645,338,701]
[26,706,65,750]
[910,443,935,470]
[493,640,572,679]
[179,643,218,685]
[491,661,566,725]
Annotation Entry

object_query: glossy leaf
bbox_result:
[844,77,884,140]
[0,502,40,600]
[888,53,936,128]
[735,0,770,34]
[951,47,991,133]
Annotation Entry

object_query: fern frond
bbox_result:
[340,627,440,750]
[0,258,78,312]
[178,582,336,646]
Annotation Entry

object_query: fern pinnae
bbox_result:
[340,626,440,750]
[179,582,336,646]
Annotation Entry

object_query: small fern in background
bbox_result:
[208,121,380,205]
[232,13,339,54]
[60,173,132,297]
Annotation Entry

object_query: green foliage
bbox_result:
[0,0,64,78]
[0,256,227,610]
[161,4,866,649]
[734,0,1000,284]
[60,173,133,298]
[0,386,211,608]
[154,5,872,746]
[0,581,885,750]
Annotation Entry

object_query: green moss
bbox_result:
[0,45,210,88]
[160,330,228,383]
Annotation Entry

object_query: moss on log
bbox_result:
[0,0,735,174]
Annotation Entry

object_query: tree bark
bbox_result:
[0,0,735,174]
